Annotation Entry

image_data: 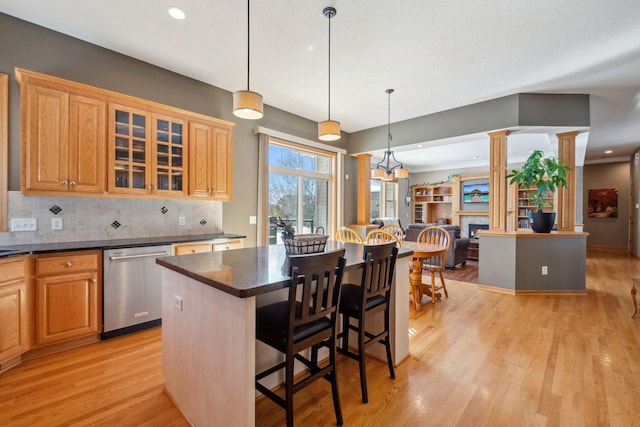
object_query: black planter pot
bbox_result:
[530,211,556,233]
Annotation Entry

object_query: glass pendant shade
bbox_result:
[233,90,263,119]
[318,120,341,141]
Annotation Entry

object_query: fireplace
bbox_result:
[468,223,489,239]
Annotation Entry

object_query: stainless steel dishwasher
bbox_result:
[102,244,172,339]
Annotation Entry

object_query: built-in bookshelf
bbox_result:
[516,186,552,229]
[412,184,455,223]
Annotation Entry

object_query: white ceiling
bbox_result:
[2,0,640,172]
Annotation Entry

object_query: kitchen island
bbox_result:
[156,241,413,427]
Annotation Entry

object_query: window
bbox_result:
[256,129,344,246]
[370,180,397,219]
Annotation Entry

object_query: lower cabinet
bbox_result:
[34,250,102,347]
[0,256,29,372]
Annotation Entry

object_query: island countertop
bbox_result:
[156,241,414,298]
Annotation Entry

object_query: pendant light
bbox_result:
[318,6,341,141]
[371,89,408,180]
[233,0,264,119]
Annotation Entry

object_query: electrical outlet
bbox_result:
[51,217,63,230]
[179,216,186,226]
[541,266,548,275]
[174,295,183,311]
[11,218,37,232]
[249,216,257,224]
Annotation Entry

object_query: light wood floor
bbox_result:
[2,248,640,426]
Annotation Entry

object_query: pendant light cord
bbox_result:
[327,11,332,120]
[246,0,251,90]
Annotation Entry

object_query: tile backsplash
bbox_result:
[0,191,223,246]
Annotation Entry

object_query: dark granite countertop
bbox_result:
[0,233,246,257]
[156,240,414,298]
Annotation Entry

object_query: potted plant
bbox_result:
[506,149,572,233]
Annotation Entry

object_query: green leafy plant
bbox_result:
[507,150,572,211]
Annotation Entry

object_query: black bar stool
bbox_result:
[255,248,346,427]
[338,241,398,403]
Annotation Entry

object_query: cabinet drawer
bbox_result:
[36,252,99,275]
[0,258,26,284]
[213,240,244,251]
[174,243,213,255]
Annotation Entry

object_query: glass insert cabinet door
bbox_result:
[153,115,186,195]
[109,104,151,193]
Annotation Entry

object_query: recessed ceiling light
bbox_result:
[417,144,423,148]
[167,6,186,20]
[605,150,613,154]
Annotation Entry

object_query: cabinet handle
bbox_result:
[147,185,152,189]
[61,180,68,185]
[65,262,72,267]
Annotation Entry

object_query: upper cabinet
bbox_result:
[108,105,188,197]
[16,68,233,201]
[189,119,232,201]
[20,77,106,194]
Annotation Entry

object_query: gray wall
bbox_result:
[583,161,630,249]
[0,13,355,247]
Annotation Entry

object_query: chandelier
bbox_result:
[371,89,408,181]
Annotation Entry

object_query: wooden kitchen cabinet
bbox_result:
[189,119,233,200]
[17,68,234,201]
[108,104,188,197]
[34,250,102,347]
[0,256,29,372]
[19,71,106,194]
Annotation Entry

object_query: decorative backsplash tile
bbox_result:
[0,191,223,245]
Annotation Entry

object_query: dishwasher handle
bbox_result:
[108,251,170,261]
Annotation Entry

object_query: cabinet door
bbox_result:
[152,114,187,197]
[69,94,106,193]
[108,104,151,194]
[188,121,213,198]
[36,271,100,346]
[189,120,232,200]
[0,259,28,364]
[210,126,232,200]
[23,85,69,191]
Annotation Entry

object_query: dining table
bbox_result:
[402,240,449,311]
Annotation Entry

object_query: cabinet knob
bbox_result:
[91,278,97,283]
[70,181,76,186]
[61,180,68,185]
[191,249,196,253]
[65,262,72,267]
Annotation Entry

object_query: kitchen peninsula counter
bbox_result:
[156,241,413,427]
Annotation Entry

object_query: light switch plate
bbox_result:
[174,295,183,311]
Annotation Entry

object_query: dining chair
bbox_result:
[381,224,404,242]
[338,241,398,403]
[334,227,364,243]
[417,226,451,304]
[255,249,346,427]
[365,229,402,247]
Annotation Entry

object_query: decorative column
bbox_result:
[556,131,578,231]
[488,130,510,232]
[356,154,372,225]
